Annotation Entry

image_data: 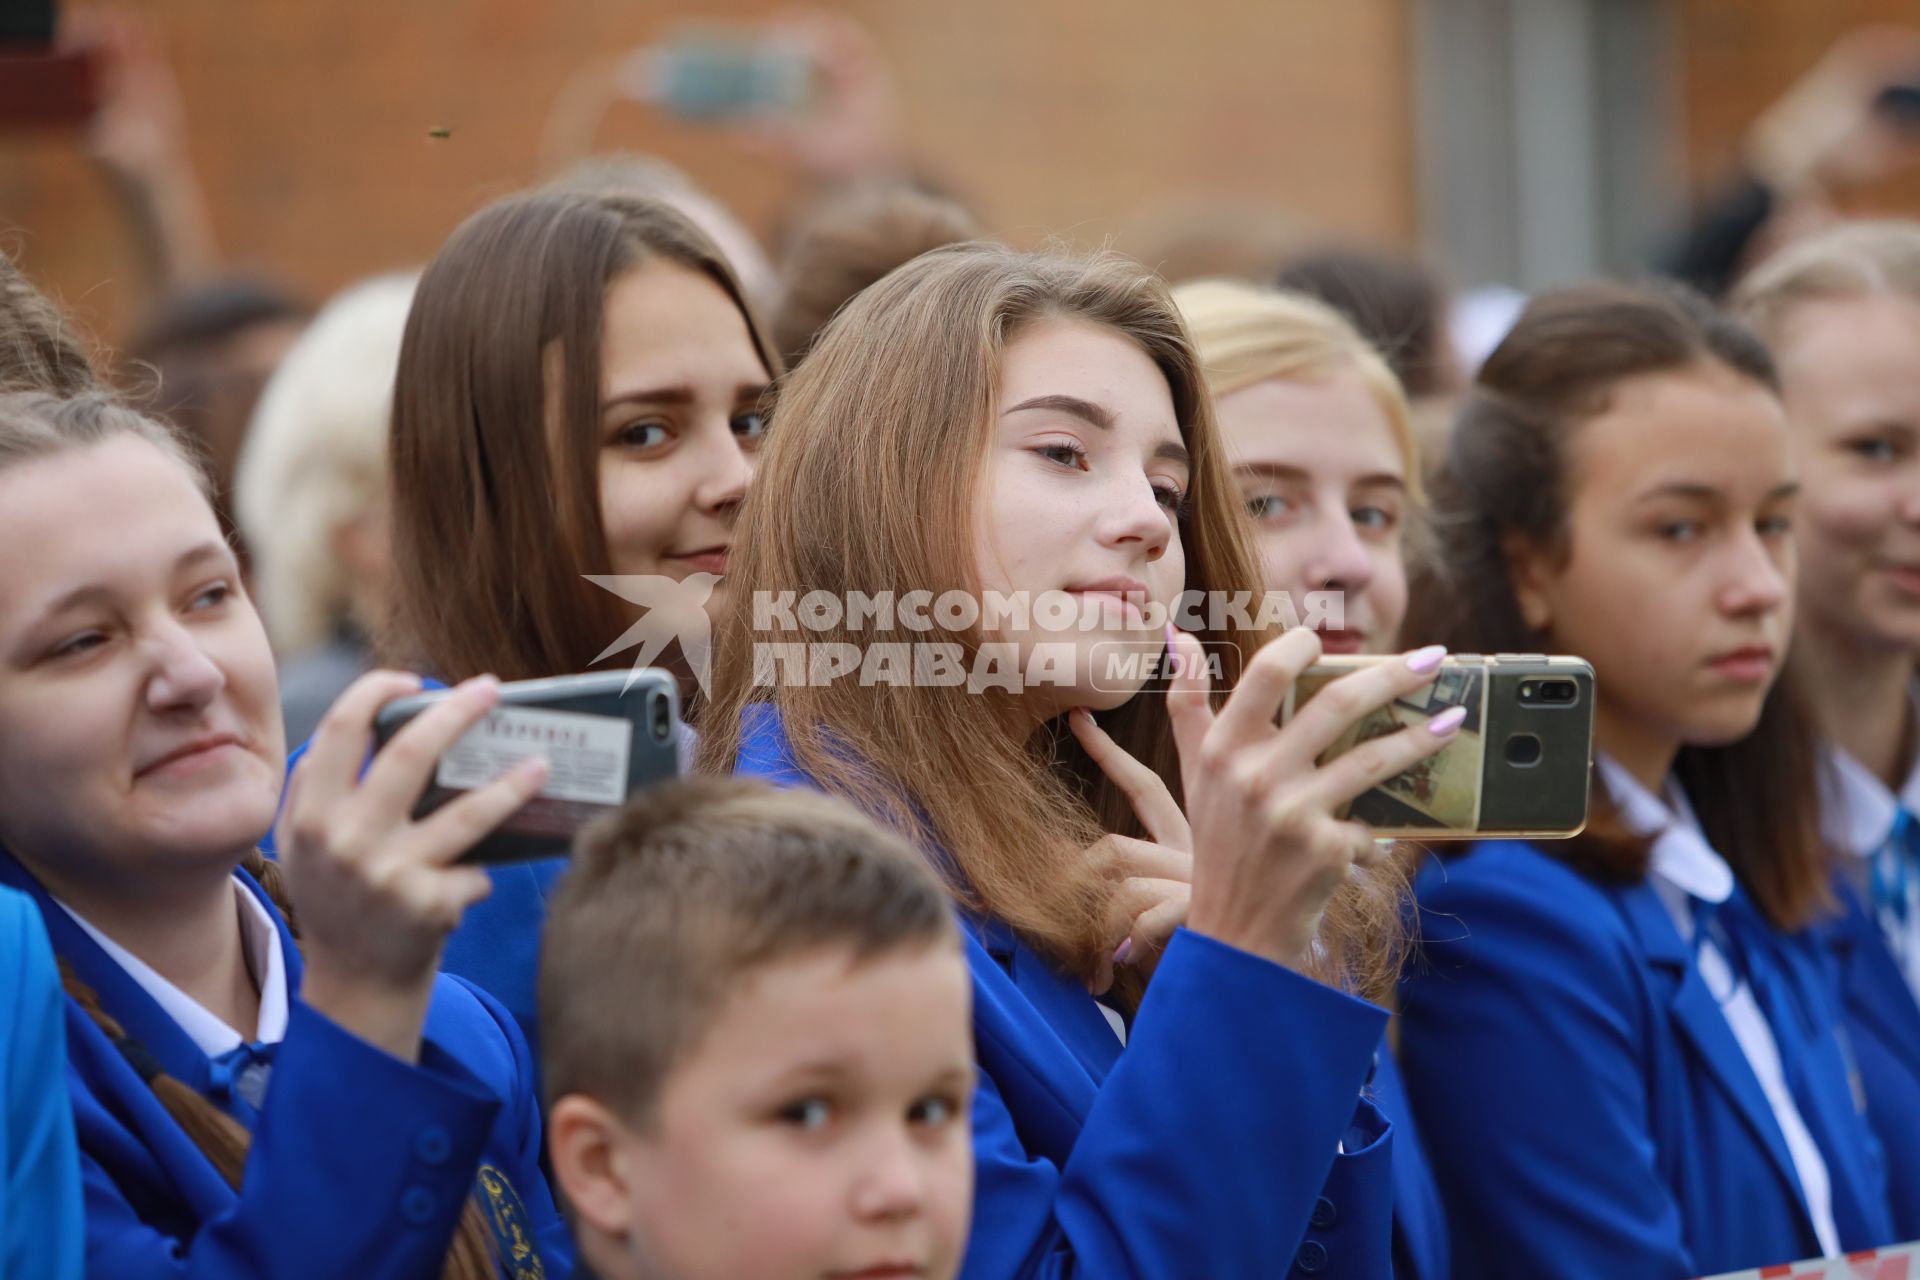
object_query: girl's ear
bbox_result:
[1502,533,1554,634]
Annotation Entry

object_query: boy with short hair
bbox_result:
[540,777,975,1280]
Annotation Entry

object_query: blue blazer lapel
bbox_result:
[1829,883,1920,1082]
[1618,884,1816,1238]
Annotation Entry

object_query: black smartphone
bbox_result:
[371,670,683,864]
[1282,654,1595,840]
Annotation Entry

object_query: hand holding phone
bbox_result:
[371,670,684,865]
[1281,654,1594,839]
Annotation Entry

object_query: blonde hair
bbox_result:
[1732,219,1920,342]
[699,243,1405,1002]
[1174,278,1422,498]
[234,273,417,654]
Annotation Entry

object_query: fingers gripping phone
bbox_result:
[372,671,684,864]
[1282,654,1595,840]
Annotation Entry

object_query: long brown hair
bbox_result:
[388,191,781,684]
[1406,282,1830,930]
[699,243,1405,999]
[0,392,496,1278]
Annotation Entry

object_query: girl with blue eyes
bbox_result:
[333,191,782,1054]
[1736,221,1920,1240]
[1397,282,1897,1278]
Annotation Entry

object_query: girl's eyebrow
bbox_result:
[1004,394,1189,466]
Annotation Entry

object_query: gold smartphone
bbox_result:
[1281,654,1595,840]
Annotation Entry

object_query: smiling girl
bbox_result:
[0,391,569,1279]
[1736,220,1920,1238]
[352,190,783,1050]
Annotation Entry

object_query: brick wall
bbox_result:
[0,0,1416,343]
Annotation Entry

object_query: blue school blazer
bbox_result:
[1815,878,1920,1238]
[0,855,574,1280]
[1400,840,1892,1280]
[1371,1041,1450,1280]
[2,885,83,1280]
[737,705,1399,1278]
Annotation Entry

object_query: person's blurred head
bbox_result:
[0,251,99,395]
[234,272,417,658]
[1273,245,1460,400]
[391,191,780,685]
[771,182,981,368]
[1176,279,1419,655]
[122,277,309,558]
[1735,221,1920,665]
[546,152,779,313]
[542,777,973,1280]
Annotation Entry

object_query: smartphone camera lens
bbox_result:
[1519,678,1579,706]
[649,693,672,743]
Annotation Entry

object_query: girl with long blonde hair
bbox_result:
[701,242,1464,1277]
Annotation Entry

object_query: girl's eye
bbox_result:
[50,632,106,661]
[1034,442,1087,469]
[1658,520,1703,544]
[1848,437,1900,464]
[618,422,672,450]
[1758,513,1794,538]
[778,1098,832,1132]
[909,1094,960,1128]
[733,411,768,442]
[190,583,232,611]
[1352,505,1398,531]
[1152,483,1190,518]
[1245,494,1293,521]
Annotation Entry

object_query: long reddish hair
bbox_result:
[700,243,1404,999]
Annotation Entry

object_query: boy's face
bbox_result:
[561,942,976,1280]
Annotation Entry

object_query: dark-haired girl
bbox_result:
[0,391,571,1278]
[1398,283,1894,1278]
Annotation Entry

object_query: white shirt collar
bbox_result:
[1819,683,1920,859]
[55,876,288,1057]
[1596,753,1734,907]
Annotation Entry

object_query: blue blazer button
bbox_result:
[414,1125,453,1167]
[400,1185,437,1226]
[1309,1196,1337,1229]
[1294,1239,1329,1274]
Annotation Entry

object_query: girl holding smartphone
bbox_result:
[0,391,569,1278]
[702,242,1464,1278]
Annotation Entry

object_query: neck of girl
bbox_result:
[40,850,262,1041]
[1594,702,1681,798]
[1794,613,1916,789]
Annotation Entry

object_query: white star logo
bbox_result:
[583,573,719,694]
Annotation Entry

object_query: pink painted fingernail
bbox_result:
[1406,644,1447,674]
[1428,706,1468,736]
[1113,938,1134,965]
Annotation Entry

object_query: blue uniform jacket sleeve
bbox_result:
[78,998,508,1280]
[963,927,1392,1279]
[1399,847,1692,1280]
[5,891,83,1280]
